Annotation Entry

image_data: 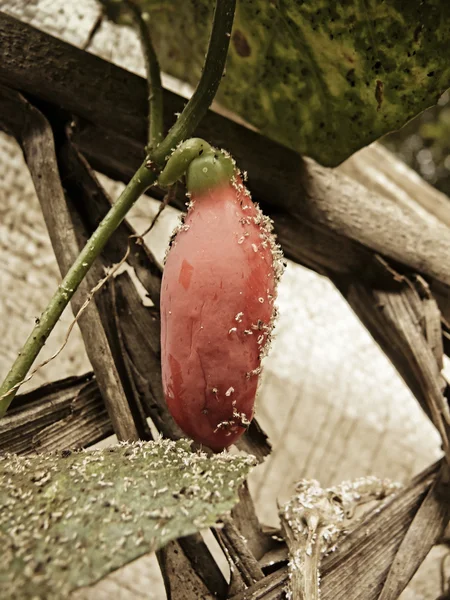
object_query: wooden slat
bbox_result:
[0,374,112,454]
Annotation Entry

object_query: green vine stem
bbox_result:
[124,0,164,150]
[0,0,236,417]
[149,0,236,167]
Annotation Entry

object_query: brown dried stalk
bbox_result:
[0,85,146,441]
[336,256,450,465]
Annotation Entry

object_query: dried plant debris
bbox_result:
[0,439,256,599]
[279,477,402,600]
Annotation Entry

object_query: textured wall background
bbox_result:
[0,1,446,597]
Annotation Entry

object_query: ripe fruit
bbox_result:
[160,141,283,451]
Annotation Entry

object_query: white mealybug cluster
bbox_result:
[230,169,285,367]
[279,477,402,599]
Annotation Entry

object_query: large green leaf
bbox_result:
[124,0,450,166]
[0,440,256,599]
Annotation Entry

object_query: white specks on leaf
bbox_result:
[0,440,256,599]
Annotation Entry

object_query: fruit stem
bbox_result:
[158,138,213,187]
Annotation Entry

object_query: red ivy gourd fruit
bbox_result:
[159,139,284,451]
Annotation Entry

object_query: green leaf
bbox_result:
[0,439,256,599]
[122,0,450,166]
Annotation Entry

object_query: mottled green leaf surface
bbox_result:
[0,440,255,599]
[129,0,450,166]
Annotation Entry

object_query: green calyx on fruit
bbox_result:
[186,152,235,195]
[158,138,235,194]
